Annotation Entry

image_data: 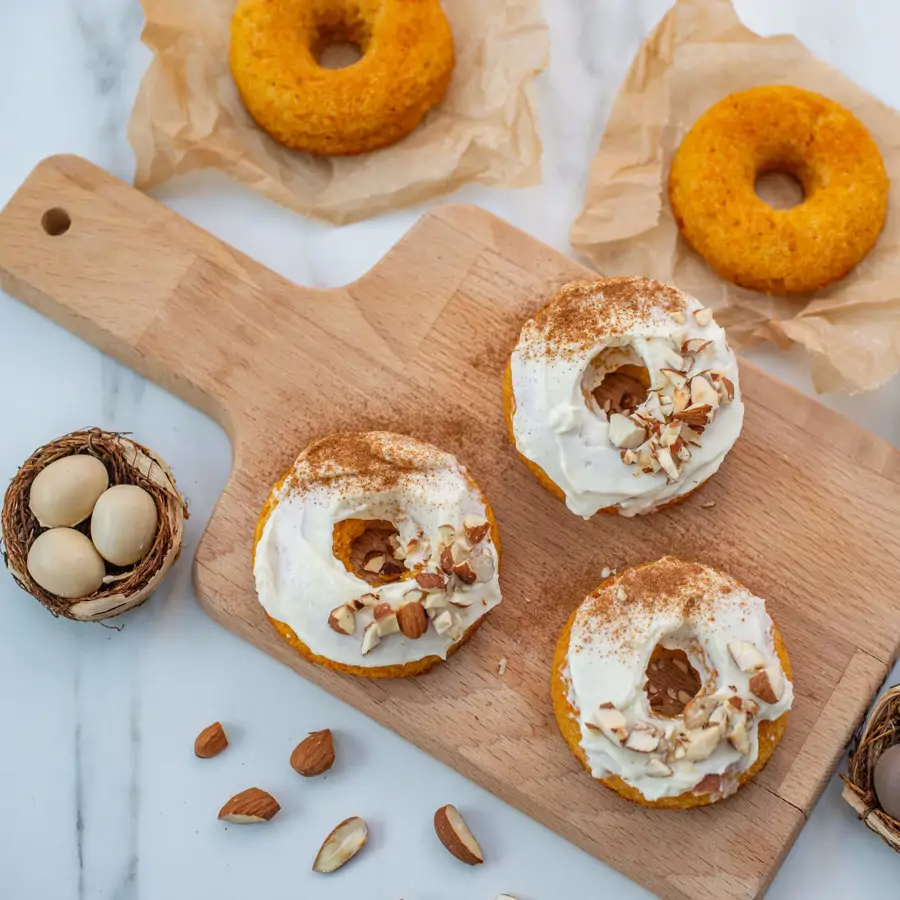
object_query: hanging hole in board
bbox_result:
[41,208,71,236]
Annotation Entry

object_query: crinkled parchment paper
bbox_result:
[128,0,547,225]
[571,0,900,393]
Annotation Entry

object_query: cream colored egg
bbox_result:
[28,454,110,527]
[27,527,106,598]
[90,485,158,566]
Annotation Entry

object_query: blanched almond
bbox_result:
[360,621,381,655]
[645,757,673,777]
[373,603,400,636]
[625,723,660,753]
[728,641,766,672]
[608,413,647,449]
[433,610,454,635]
[690,375,720,409]
[683,726,722,762]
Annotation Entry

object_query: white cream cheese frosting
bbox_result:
[509,278,744,517]
[563,557,793,802]
[254,432,501,669]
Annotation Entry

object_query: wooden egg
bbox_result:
[26,527,106,598]
[90,484,159,566]
[874,743,900,822]
[28,454,109,527]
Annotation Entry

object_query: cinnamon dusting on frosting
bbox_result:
[574,558,752,657]
[289,432,444,497]
[520,278,688,359]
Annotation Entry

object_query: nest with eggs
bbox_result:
[842,684,900,850]
[1,428,186,622]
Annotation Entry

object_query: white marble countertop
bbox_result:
[2,1,900,898]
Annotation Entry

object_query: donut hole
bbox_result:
[312,13,369,70]
[333,518,408,587]
[317,41,363,69]
[582,347,651,416]
[754,171,805,211]
[645,645,702,717]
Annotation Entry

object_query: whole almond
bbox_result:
[291,729,335,777]
[434,804,483,865]
[218,787,280,823]
[194,721,228,759]
[397,601,428,639]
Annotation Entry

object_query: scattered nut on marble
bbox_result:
[290,729,335,777]
[218,788,281,823]
[434,804,484,865]
[194,722,229,759]
[312,816,368,873]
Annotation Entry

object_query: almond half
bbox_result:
[194,721,228,759]
[312,816,368,874]
[434,804,484,865]
[218,788,280,824]
[290,729,335,777]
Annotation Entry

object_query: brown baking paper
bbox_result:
[128,0,547,225]
[571,0,900,393]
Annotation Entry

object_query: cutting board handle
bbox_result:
[0,156,492,440]
[0,155,347,431]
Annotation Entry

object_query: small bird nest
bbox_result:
[1,428,187,622]
[842,684,900,850]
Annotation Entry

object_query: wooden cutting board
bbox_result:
[3,155,900,900]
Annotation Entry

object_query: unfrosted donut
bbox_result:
[551,558,793,809]
[669,86,888,294]
[253,432,501,679]
[230,0,455,156]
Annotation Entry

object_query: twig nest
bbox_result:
[1,429,186,621]
[842,684,900,850]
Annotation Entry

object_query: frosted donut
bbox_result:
[669,86,888,294]
[551,558,793,809]
[503,278,744,518]
[253,432,501,679]
[230,0,455,156]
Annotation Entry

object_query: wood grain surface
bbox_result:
[3,155,900,899]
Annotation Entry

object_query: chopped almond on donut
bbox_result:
[693,308,713,327]
[625,723,660,753]
[608,413,647,449]
[416,571,447,591]
[463,517,491,544]
[749,666,785,704]
[672,404,712,427]
[690,375,720,409]
[328,604,356,636]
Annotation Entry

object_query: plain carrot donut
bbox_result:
[229,0,455,156]
[669,86,888,294]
